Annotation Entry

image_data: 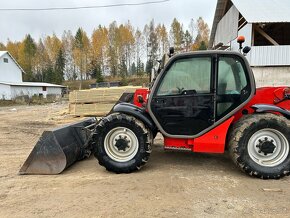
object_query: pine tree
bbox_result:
[140,62,145,73]
[136,58,143,76]
[91,64,104,83]
[54,49,65,84]
[119,57,128,78]
[20,34,37,81]
[43,65,54,83]
[184,30,193,51]
[198,41,207,50]
[74,28,84,50]
[146,20,158,74]
[73,28,91,84]
[130,62,136,75]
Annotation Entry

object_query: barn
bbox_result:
[0,51,64,100]
[209,0,290,87]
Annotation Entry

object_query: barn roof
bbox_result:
[0,81,65,88]
[209,0,290,48]
[232,0,290,23]
[0,51,26,73]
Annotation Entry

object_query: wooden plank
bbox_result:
[69,103,114,116]
[69,86,141,103]
[68,86,142,116]
[69,91,76,103]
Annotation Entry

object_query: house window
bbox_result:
[3,58,8,63]
[42,86,47,91]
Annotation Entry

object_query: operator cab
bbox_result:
[148,51,255,137]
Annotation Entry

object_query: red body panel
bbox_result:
[234,87,290,122]
[164,138,192,151]
[193,117,235,153]
[133,88,150,108]
[134,87,290,154]
[164,117,234,153]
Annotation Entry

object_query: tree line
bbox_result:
[0,17,210,85]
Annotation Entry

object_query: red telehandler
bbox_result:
[20,38,290,179]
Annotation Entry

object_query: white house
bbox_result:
[209,0,290,87]
[0,51,64,100]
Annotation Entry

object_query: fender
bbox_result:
[112,103,157,132]
[252,104,290,119]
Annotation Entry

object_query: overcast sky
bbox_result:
[0,0,216,42]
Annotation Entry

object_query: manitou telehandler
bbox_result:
[20,38,290,179]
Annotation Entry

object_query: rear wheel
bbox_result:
[94,113,152,173]
[228,114,290,179]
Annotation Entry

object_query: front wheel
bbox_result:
[94,113,152,173]
[228,114,290,179]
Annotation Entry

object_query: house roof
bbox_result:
[209,0,290,48]
[0,81,65,88]
[0,51,26,73]
[0,51,6,57]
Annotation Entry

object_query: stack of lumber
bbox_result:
[69,86,141,116]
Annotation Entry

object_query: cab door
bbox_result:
[216,55,252,120]
[149,55,215,136]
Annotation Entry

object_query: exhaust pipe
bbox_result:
[19,118,96,175]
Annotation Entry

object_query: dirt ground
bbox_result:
[0,103,290,218]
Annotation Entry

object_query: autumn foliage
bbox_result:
[0,18,209,85]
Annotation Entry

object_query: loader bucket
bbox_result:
[19,118,96,175]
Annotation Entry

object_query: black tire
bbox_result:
[228,113,290,179]
[94,113,152,173]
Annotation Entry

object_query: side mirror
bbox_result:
[243,46,251,56]
[169,47,175,57]
[137,95,144,104]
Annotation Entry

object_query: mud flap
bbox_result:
[19,118,96,175]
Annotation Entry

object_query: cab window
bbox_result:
[157,57,211,96]
[217,56,249,118]
[218,57,247,95]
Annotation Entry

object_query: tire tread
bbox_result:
[228,113,290,179]
[94,113,152,173]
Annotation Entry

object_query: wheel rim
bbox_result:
[104,127,139,162]
[248,128,289,167]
